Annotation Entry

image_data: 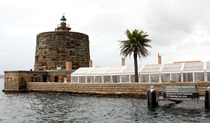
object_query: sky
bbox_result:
[1,0,210,74]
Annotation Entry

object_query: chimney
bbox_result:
[89,60,93,67]
[158,53,162,64]
[66,61,72,70]
[122,58,125,66]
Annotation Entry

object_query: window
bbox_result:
[183,73,193,82]
[161,74,170,82]
[95,76,102,83]
[112,75,120,83]
[150,74,159,83]
[87,76,94,83]
[207,72,210,81]
[140,74,149,83]
[131,75,136,83]
[71,77,78,83]
[104,76,111,83]
[79,76,86,83]
[121,75,129,83]
[171,73,181,82]
[194,72,204,82]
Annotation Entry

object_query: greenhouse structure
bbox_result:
[71,61,210,83]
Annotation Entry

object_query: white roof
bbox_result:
[161,63,182,73]
[183,62,204,72]
[141,64,162,73]
[88,67,110,76]
[121,66,135,75]
[71,67,92,76]
[71,61,210,76]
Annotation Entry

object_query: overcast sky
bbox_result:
[1,0,210,74]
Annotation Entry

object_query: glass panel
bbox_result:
[195,72,204,82]
[104,76,111,83]
[140,74,149,83]
[88,67,110,76]
[183,62,204,71]
[121,75,129,83]
[131,75,135,83]
[150,74,159,83]
[161,74,170,82]
[206,61,210,71]
[87,76,94,83]
[112,75,120,83]
[207,72,210,81]
[72,68,92,76]
[71,77,78,83]
[161,63,182,73]
[141,64,161,73]
[171,73,181,82]
[183,73,193,82]
[79,76,86,83]
[104,66,125,75]
[121,66,142,75]
[95,76,102,83]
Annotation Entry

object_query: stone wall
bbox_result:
[47,71,72,82]
[4,70,210,96]
[3,70,72,92]
[26,82,210,97]
[3,71,48,92]
[35,31,90,70]
[4,72,21,91]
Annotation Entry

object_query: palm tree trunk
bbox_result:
[133,52,139,82]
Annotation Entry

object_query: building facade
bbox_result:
[34,15,90,70]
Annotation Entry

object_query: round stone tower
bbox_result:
[34,16,90,70]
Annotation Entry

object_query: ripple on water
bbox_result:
[1,80,210,122]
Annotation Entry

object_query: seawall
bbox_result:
[25,82,210,98]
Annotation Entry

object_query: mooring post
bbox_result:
[205,87,210,110]
[147,86,158,108]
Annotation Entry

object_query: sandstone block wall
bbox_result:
[26,82,210,97]
[27,83,150,97]
[35,31,90,70]
[48,71,72,82]
[3,70,73,92]
[3,71,48,91]
[4,72,20,91]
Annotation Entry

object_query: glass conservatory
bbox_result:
[71,61,210,83]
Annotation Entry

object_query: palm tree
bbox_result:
[120,29,152,82]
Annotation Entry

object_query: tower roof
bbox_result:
[60,15,67,22]
[56,15,71,31]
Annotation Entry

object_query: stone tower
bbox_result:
[34,15,90,70]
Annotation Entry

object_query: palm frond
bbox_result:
[120,29,152,59]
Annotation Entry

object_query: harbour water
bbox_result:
[0,79,210,123]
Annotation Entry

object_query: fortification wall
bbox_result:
[3,71,48,92]
[26,82,210,97]
[34,31,90,70]
[3,70,73,92]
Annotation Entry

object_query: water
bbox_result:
[0,79,210,123]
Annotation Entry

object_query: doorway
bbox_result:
[54,76,58,82]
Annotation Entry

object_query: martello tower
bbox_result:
[34,16,90,70]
